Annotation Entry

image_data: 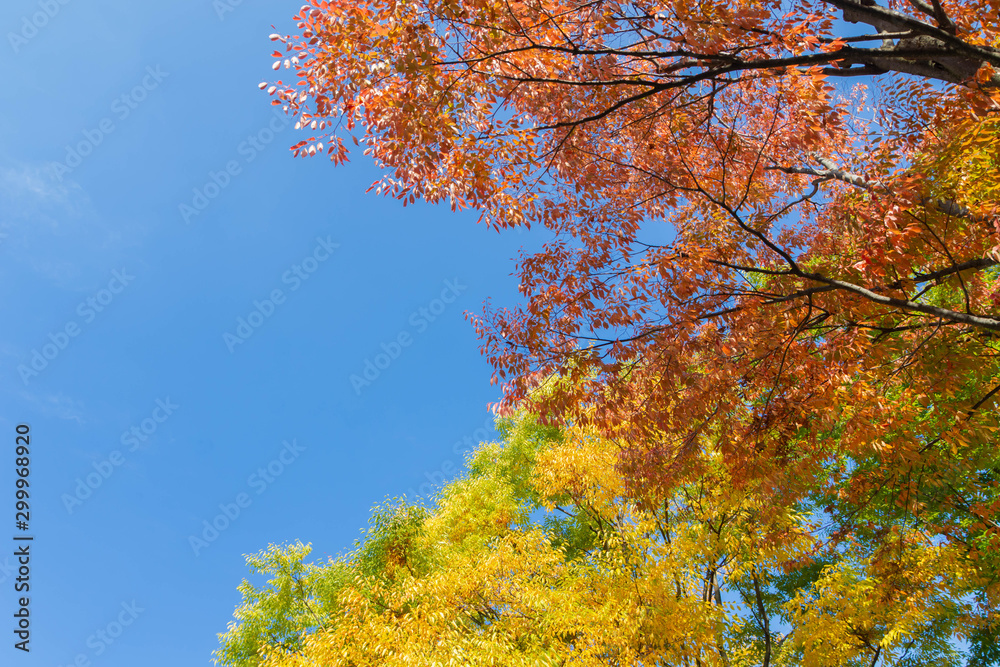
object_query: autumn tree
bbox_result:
[216,408,997,666]
[257,0,1000,652]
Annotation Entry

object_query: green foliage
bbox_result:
[217,409,999,667]
[966,619,1000,666]
[350,498,431,581]
[214,542,348,667]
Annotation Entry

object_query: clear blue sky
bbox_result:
[0,1,539,663]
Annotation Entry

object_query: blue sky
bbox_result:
[0,1,539,663]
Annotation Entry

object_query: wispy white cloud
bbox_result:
[12,389,87,425]
[0,163,92,221]
[0,161,138,288]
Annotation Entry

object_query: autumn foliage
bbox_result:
[233,0,1000,661]
[217,412,996,666]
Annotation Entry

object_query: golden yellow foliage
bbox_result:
[218,410,995,667]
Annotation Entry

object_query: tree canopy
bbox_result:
[263,0,1000,507]
[226,0,1000,662]
[217,409,998,666]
